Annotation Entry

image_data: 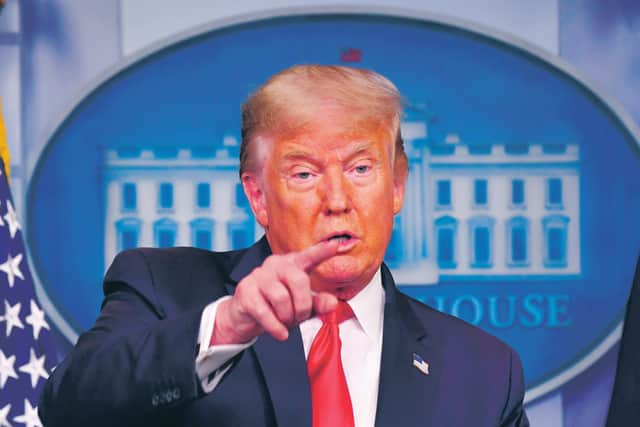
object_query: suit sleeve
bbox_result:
[39,249,209,426]
[499,348,530,427]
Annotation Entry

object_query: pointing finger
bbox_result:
[294,240,339,272]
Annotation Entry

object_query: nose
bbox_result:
[321,167,351,215]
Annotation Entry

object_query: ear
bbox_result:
[242,172,269,228]
[392,160,408,215]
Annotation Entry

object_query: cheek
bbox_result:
[279,189,315,210]
[359,186,396,239]
[267,188,321,228]
[357,181,395,215]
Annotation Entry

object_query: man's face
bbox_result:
[243,113,406,298]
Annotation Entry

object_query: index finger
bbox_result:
[293,240,340,272]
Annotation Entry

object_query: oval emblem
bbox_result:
[27,12,640,401]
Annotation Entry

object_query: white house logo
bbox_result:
[102,133,581,282]
[26,11,640,402]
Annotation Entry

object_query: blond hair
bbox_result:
[239,65,406,177]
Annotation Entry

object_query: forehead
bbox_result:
[248,102,397,172]
[278,111,393,149]
[276,126,392,158]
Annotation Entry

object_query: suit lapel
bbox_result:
[227,237,312,427]
[228,236,273,288]
[375,265,443,426]
[252,330,312,427]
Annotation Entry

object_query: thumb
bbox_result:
[312,292,338,316]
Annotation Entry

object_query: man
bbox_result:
[606,255,640,426]
[40,65,529,426]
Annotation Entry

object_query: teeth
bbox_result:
[330,235,351,242]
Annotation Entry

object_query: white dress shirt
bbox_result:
[195,269,385,427]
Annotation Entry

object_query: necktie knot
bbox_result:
[322,301,354,325]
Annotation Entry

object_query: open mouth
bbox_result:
[324,232,358,252]
[328,233,354,243]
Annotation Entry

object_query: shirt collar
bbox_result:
[346,268,385,341]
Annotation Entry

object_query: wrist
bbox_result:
[210,300,252,346]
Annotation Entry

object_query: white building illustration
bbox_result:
[102,122,581,283]
[102,139,259,271]
[394,122,581,283]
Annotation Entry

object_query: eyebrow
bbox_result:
[280,142,377,165]
[281,150,321,163]
[341,143,375,160]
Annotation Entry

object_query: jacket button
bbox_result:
[172,388,181,400]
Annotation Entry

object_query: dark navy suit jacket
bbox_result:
[606,255,640,426]
[40,238,529,426]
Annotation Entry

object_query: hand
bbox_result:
[211,240,340,345]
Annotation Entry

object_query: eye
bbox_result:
[294,171,312,180]
[354,165,370,174]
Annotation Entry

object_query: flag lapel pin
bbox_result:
[412,353,429,376]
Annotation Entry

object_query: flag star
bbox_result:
[1,300,24,337]
[18,349,49,389]
[3,201,20,239]
[0,253,24,288]
[0,350,18,388]
[0,404,11,427]
[25,300,49,340]
[0,200,4,227]
[12,400,41,427]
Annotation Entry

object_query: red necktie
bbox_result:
[307,301,356,427]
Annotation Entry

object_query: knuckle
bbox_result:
[235,281,256,305]
[236,274,256,294]
[252,305,271,321]
[263,255,279,268]
[290,270,310,288]
[249,266,265,281]
[271,290,289,307]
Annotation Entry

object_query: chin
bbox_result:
[315,257,372,288]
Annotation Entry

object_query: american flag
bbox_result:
[412,352,429,376]
[0,159,56,425]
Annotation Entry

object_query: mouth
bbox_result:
[324,232,359,252]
